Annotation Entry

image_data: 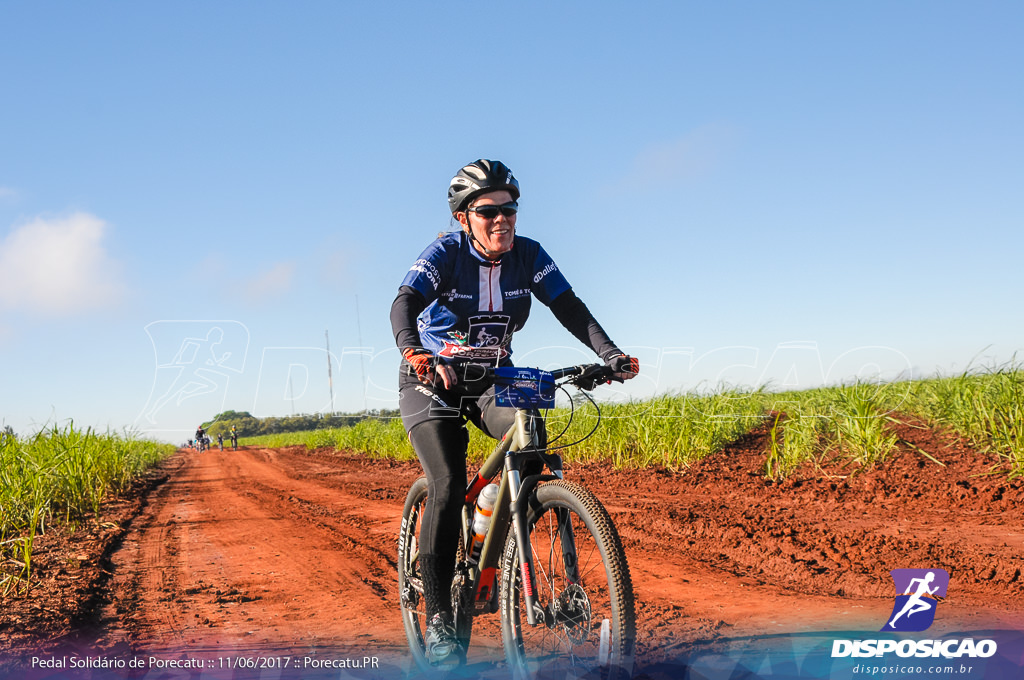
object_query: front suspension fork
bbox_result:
[507,411,580,626]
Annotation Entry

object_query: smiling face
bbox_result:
[458,190,517,260]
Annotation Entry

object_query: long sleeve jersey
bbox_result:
[391,231,619,366]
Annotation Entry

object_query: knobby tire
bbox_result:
[499,480,636,680]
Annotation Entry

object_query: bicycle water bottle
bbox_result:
[468,483,499,565]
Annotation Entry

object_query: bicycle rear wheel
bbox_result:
[398,477,432,671]
[499,480,636,680]
[398,476,474,672]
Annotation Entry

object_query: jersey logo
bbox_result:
[533,262,558,284]
[437,314,511,361]
[409,259,441,290]
[447,330,469,346]
[442,288,473,302]
[503,287,530,300]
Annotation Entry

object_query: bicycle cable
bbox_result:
[466,367,608,455]
[540,383,576,448]
[540,382,604,454]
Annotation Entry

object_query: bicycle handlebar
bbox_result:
[549,363,619,389]
[454,362,619,391]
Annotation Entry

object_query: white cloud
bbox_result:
[241,261,295,302]
[0,213,125,316]
[620,123,741,188]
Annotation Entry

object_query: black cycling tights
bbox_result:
[410,415,548,619]
[411,418,469,578]
[410,419,468,619]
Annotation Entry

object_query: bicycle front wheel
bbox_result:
[499,480,636,680]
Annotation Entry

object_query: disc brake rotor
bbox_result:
[554,583,592,644]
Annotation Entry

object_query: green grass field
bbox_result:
[246,363,1024,479]
[0,425,175,593]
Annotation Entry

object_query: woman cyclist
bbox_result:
[391,159,638,668]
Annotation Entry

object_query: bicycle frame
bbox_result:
[399,361,634,677]
[463,408,581,626]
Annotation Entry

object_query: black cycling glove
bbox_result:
[603,352,639,381]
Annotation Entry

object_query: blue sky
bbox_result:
[2,2,1022,442]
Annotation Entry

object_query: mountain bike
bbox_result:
[398,363,636,679]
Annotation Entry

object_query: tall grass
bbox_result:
[761,365,1024,479]
[761,383,902,480]
[248,389,770,468]
[248,419,417,459]
[0,424,175,594]
[241,364,1024,479]
[542,390,768,468]
[883,362,1024,476]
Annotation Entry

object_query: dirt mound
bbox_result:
[570,417,1024,659]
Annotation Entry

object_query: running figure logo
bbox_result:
[137,321,249,430]
[881,568,949,632]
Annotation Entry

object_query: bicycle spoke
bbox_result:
[504,482,632,679]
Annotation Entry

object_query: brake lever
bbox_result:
[573,364,614,391]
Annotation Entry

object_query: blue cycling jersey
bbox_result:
[400,231,571,364]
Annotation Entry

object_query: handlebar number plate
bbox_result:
[493,367,556,409]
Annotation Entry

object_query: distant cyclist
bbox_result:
[217,433,224,451]
[195,426,206,452]
[391,159,638,668]
[230,426,238,450]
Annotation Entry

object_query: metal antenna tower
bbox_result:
[355,295,368,413]
[326,330,335,415]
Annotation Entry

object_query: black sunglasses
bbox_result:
[466,202,518,219]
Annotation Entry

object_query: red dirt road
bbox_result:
[4,419,1024,676]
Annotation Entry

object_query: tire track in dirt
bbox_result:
[97,448,413,656]
[230,481,395,601]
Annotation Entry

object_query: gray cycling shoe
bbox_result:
[425,613,462,668]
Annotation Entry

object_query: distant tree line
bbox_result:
[201,409,400,438]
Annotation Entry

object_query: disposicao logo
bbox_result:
[830,568,998,659]
[882,568,948,632]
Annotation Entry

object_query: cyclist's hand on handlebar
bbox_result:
[402,348,458,389]
[436,363,457,389]
[604,352,640,382]
[403,348,434,383]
